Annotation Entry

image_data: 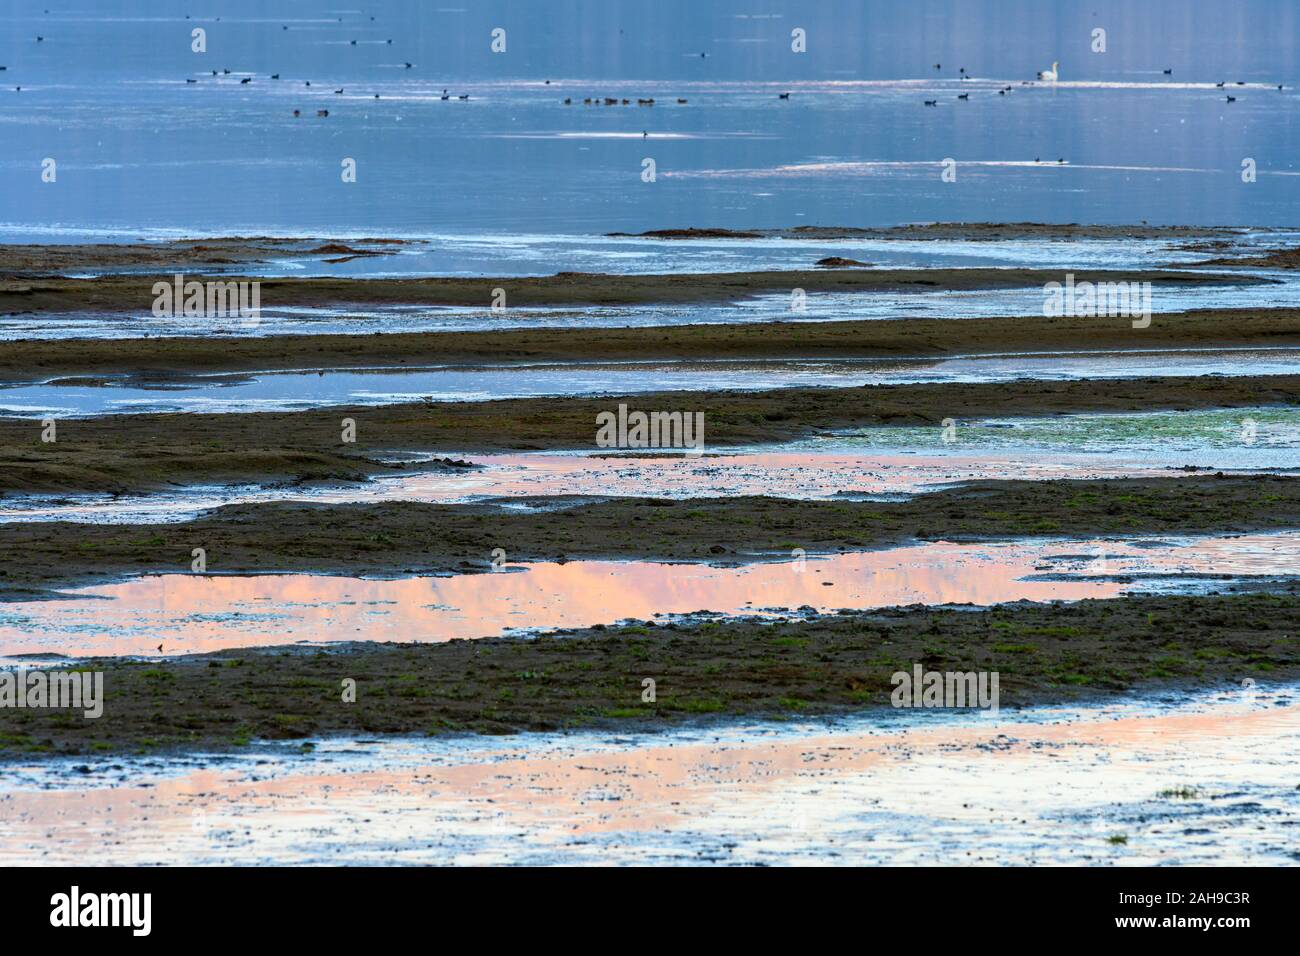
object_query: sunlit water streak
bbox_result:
[0,682,1293,865]
[2,407,1294,524]
[1,532,1296,659]
[3,348,1296,416]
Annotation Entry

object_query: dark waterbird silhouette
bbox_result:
[778,92,790,99]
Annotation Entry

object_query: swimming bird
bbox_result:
[1215,81,1224,88]
[404,62,412,69]
[240,77,251,84]
[0,67,6,71]
[563,97,571,104]
[458,94,469,100]
[957,92,969,100]
[440,89,449,100]
[998,89,1006,95]
[317,109,329,116]
[934,63,941,69]
[334,88,344,94]
[778,92,790,99]
[293,109,300,116]
[677,97,687,103]
[923,99,937,106]
[1226,95,1236,102]
[36,36,43,42]
[1037,61,1059,82]
[271,73,280,79]
[1163,68,1172,75]
[350,39,357,45]
[186,78,196,83]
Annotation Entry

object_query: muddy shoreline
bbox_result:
[0,374,1293,495]
[607,223,1258,241]
[0,267,1263,316]
[0,476,1295,596]
[1,590,1295,758]
[4,308,1298,381]
[0,237,416,277]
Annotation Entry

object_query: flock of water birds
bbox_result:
[0,17,1286,115]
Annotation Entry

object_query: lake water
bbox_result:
[1,683,1295,865]
[3,531,1296,660]
[2,0,1300,239]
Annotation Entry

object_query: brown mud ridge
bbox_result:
[0,375,1294,496]
[0,267,1263,316]
[1191,246,1300,270]
[0,476,1296,597]
[2,308,1296,381]
[0,237,414,277]
[1,590,1296,757]
[608,223,1256,241]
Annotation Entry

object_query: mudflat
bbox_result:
[2,308,1297,381]
[607,223,1253,241]
[0,267,1262,315]
[0,475,1295,595]
[0,375,1293,495]
[1,590,1294,757]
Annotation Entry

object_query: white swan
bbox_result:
[1037,61,1059,82]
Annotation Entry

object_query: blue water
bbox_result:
[2,0,1299,238]
[4,348,1296,417]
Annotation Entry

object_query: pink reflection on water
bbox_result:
[0,690,1294,865]
[381,450,1172,501]
[1,533,1296,659]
